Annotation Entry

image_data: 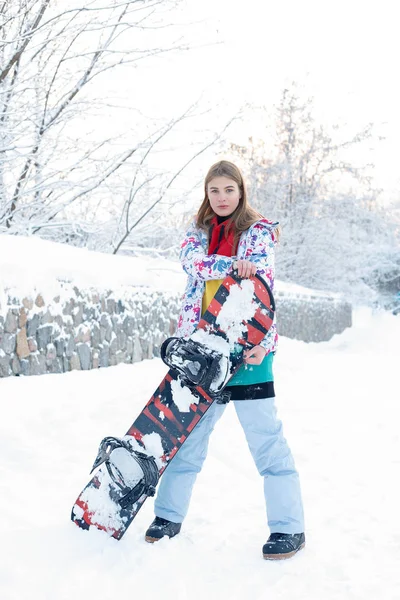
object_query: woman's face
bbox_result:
[207,176,241,217]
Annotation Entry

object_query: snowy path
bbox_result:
[0,309,399,600]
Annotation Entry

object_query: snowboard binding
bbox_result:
[91,436,159,508]
[160,337,230,394]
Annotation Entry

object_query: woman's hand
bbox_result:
[243,345,267,365]
[233,259,257,278]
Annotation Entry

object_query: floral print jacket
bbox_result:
[176,218,279,355]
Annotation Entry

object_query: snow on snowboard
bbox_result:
[71,272,275,540]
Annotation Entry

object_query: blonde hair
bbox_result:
[196,160,280,244]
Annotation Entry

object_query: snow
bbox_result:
[79,470,124,531]
[170,378,199,412]
[191,329,230,355]
[0,235,399,598]
[0,307,399,599]
[108,448,144,487]
[216,278,256,346]
[0,234,186,300]
[140,433,165,469]
[0,233,332,301]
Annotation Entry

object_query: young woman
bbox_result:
[145,160,305,560]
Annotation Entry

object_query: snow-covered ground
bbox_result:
[0,234,332,302]
[1,305,399,600]
[0,234,399,598]
[0,235,186,301]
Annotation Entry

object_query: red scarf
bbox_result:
[208,216,237,256]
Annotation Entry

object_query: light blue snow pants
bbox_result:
[154,397,305,533]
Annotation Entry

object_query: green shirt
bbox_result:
[227,351,274,386]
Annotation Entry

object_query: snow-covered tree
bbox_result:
[229,84,400,303]
[0,0,214,248]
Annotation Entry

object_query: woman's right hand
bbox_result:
[233,259,257,278]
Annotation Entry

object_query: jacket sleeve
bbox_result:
[243,221,277,286]
[180,221,236,281]
[243,222,278,355]
[259,320,278,354]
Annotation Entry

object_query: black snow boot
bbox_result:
[145,517,182,543]
[262,532,305,560]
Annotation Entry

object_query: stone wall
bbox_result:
[0,284,180,378]
[275,288,353,343]
[0,282,352,378]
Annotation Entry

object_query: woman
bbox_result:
[145,160,305,560]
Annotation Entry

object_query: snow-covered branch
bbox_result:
[229,84,400,303]
[0,0,191,235]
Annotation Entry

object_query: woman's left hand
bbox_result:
[243,345,267,365]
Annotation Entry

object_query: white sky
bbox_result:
[71,0,400,211]
[130,0,400,203]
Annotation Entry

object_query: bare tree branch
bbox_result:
[113,114,237,254]
[0,0,51,84]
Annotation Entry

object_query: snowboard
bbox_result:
[71,272,275,540]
